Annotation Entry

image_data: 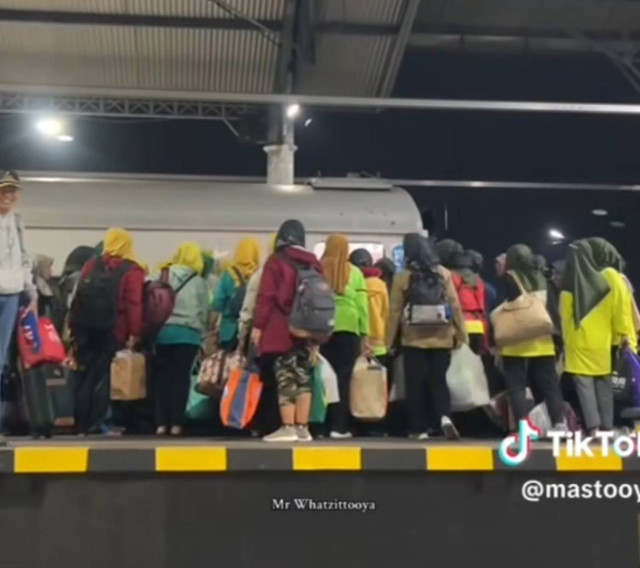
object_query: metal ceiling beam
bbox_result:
[2,84,640,116]
[378,0,421,97]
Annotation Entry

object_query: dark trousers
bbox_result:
[502,356,564,425]
[154,344,199,429]
[403,347,452,435]
[321,332,361,434]
[255,354,280,435]
[75,335,119,434]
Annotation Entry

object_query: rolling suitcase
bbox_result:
[22,364,55,438]
[46,364,75,429]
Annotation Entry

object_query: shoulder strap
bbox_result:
[231,266,246,286]
[175,271,197,294]
[506,270,527,295]
[14,213,25,252]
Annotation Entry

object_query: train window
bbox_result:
[313,242,384,262]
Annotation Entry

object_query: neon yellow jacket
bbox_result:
[561,268,637,376]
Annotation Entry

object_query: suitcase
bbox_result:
[46,364,75,429]
[22,364,56,438]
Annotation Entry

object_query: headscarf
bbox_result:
[587,237,624,272]
[62,246,94,275]
[230,237,261,283]
[468,250,483,274]
[534,255,548,275]
[321,234,351,295]
[450,251,477,286]
[375,257,396,293]
[94,241,104,258]
[435,239,463,269]
[349,248,373,269]
[103,228,138,264]
[404,233,439,271]
[275,219,305,249]
[171,241,204,274]
[505,244,546,292]
[495,253,507,276]
[33,254,54,297]
[201,250,215,278]
[561,239,611,328]
[268,232,277,255]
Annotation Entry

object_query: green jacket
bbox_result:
[334,266,370,336]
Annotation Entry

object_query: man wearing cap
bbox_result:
[0,171,37,426]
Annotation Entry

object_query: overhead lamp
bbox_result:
[592,209,608,216]
[286,104,300,119]
[304,118,313,127]
[549,229,565,240]
[36,117,64,137]
[610,221,626,228]
[56,134,73,143]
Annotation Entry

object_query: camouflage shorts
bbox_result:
[275,347,312,405]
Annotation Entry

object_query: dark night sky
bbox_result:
[1,50,638,278]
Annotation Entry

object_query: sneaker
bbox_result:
[408,433,429,441]
[296,425,313,442]
[441,416,460,440]
[263,426,298,443]
[330,431,353,440]
[552,421,568,433]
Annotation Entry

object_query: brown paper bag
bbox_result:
[110,350,146,401]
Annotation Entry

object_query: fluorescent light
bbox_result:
[592,209,608,216]
[549,229,565,240]
[286,104,300,119]
[610,221,626,228]
[304,118,313,127]
[56,134,73,142]
[36,117,64,137]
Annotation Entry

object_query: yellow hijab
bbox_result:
[321,234,351,295]
[104,228,139,265]
[230,237,261,283]
[171,241,204,274]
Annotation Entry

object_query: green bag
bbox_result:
[309,364,327,423]
[185,370,216,423]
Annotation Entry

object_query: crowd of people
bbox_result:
[0,169,637,443]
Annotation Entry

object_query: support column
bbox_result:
[264,105,296,185]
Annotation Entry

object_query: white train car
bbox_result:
[17,174,423,272]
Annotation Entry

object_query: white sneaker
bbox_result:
[441,416,460,440]
[409,433,429,441]
[330,431,353,440]
[296,425,313,442]
[263,426,298,443]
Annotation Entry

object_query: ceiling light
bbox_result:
[56,134,73,143]
[610,221,625,228]
[549,229,565,240]
[592,209,608,216]
[304,118,313,127]
[286,104,300,119]
[36,117,64,137]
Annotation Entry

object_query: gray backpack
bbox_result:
[287,262,336,342]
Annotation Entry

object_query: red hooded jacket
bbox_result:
[81,255,145,345]
[253,246,323,355]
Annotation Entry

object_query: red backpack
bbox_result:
[451,273,486,317]
[142,269,197,339]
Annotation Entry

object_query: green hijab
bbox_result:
[561,239,611,328]
[587,237,624,272]
[505,244,547,292]
[435,239,463,269]
[450,251,477,286]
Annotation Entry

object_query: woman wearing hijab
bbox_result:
[32,254,57,318]
[435,239,464,270]
[374,257,396,295]
[450,250,487,354]
[561,239,636,434]
[319,234,369,439]
[154,242,209,436]
[73,228,145,435]
[387,234,467,440]
[252,220,322,442]
[211,237,261,352]
[500,244,565,430]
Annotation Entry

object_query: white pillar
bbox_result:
[264,142,297,186]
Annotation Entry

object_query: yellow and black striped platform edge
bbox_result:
[0,446,636,473]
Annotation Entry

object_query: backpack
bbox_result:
[70,258,132,337]
[452,273,485,316]
[226,267,247,320]
[142,269,197,339]
[404,267,449,326]
[287,261,336,341]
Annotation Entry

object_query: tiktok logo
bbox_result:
[498,419,542,467]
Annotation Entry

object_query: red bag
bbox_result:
[220,361,263,430]
[17,316,66,370]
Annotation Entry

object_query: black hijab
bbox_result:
[62,246,95,275]
[275,219,305,249]
[450,251,477,286]
[404,233,438,271]
[349,248,373,269]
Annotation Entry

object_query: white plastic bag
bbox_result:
[446,344,490,412]
[528,402,552,437]
[318,354,339,404]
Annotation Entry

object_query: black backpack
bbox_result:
[404,267,449,325]
[226,267,247,321]
[70,259,132,337]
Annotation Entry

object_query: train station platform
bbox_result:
[0,437,630,474]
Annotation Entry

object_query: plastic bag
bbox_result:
[110,350,146,401]
[446,344,490,412]
[318,354,339,404]
[310,365,327,423]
